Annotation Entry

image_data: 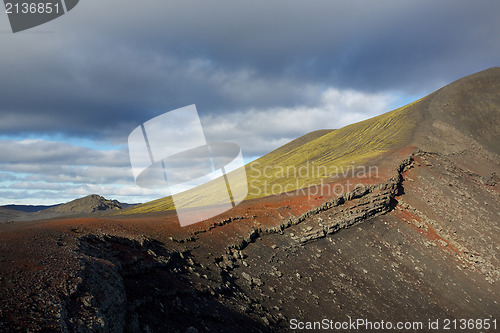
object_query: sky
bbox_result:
[0,0,499,205]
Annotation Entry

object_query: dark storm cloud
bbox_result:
[0,0,498,141]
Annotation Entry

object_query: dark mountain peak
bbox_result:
[84,194,109,202]
[411,66,500,154]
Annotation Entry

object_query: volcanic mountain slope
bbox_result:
[122,129,338,214]
[0,68,499,332]
[123,97,417,213]
[126,68,499,215]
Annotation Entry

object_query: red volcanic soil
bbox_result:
[0,174,356,261]
[0,143,411,248]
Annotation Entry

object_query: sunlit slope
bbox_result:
[245,100,419,196]
[263,129,335,157]
[119,128,336,214]
[121,100,420,215]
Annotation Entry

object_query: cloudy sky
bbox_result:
[0,0,499,205]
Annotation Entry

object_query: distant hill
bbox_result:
[1,196,140,222]
[39,194,119,215]
[22,195,131,220]
[3,204,57,213]
[111,200,139,210]
[0,206,24,222]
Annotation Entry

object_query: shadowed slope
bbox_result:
[411,67,500,154]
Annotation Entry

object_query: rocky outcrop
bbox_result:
[225,156,414,251]
[67,233,269,332]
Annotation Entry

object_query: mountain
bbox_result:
[0,68,499,332]
[1,196,139,223]
[29,194,123,220]
[41,194,121,214]
[411,67,500,154]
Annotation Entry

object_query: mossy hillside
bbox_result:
[244,99,420,197]
[120,99,420,214]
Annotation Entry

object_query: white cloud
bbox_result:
[0,139,129,166]
[0,139,144,205]
[0,86,404,205]
[202,87,397,156]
